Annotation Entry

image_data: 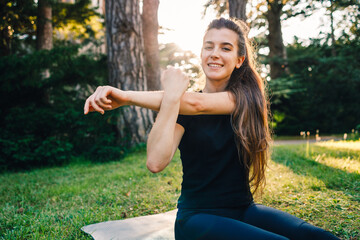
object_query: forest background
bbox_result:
[0,0,359,171]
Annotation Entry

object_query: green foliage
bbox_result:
[0,46,127,171]
[0,0,37,55]
[269,38,360,135]
[0,0,100,56]
[52,0,104,47]
[53,0,100,27]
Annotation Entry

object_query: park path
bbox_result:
[273,136,341,145]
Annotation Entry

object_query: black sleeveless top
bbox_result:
[176,114,253,209]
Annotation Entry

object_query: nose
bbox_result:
[210,47,220,59]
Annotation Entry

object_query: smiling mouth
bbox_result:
[208,63,223,68]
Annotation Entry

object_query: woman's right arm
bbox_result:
[84,87,235,115]
[146,68,188,173]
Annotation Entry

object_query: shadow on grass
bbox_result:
[272,145,360,202]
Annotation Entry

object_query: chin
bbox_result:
[206,72,227,81]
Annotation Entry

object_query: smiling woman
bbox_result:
[84,17,341,240]
[201,28,244,87]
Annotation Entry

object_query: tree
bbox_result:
[105,0,153,146]
[229,0,248,20]
[52,0,101,42]
[264,0,287,80]
[203,0,248,21]
[0,0,37,56]
[203,0,248,20]
[142,0,160,91]
[250,0,359,79]
[0,0,99,55]
[271,38,360,134]
[318,0,360,56]
[36,0,53,50]
[203,0,228,17]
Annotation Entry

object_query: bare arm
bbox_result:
[146,68,188,173]
[181,91,235,115]
[84,87,235,115]
[146,97,184,173]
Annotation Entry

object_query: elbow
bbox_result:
[193,98,206,114]
[146,145,171,173]
[146,158,165,173]
[147,163,162,173]
[183,94,206,114]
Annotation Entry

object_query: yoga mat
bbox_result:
[81,209,177,240]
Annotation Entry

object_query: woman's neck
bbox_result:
[203,79,229,93]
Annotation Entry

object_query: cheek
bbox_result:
[200,51,207,60]
[200,53,208,66]
[201,60,207,71]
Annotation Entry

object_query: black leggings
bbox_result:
[175,203,340,240]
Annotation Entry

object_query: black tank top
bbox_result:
[176,114,253,209]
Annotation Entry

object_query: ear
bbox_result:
[235,56,245,69]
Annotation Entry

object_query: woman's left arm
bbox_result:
[84,89,235,115]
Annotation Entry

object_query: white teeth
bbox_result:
[208,64,222,68]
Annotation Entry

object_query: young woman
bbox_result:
[84,18,340,240]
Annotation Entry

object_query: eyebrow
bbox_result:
[204,41,234,47]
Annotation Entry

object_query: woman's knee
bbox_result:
[298,222,340,240]
[243,204,339,240]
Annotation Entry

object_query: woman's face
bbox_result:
[201,28,244,84]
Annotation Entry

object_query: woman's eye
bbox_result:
[205,46,213,50]
[223,47,231,51]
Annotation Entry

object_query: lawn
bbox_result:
[1,140,359,239]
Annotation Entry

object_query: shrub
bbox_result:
[0,46,127,171]
[269,39,360,135]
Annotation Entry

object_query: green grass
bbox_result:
[261,142,359,239]
[1,141,359,239]
[0,149,183,239]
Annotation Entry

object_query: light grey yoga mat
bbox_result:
[81,209,177,240]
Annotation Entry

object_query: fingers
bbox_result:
[84,98,90,114]
[162,67,189,92]
[162,66,188,83]
[90,91,105,115]
[84,86,113,115]
[84,95,99,114]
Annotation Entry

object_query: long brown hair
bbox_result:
[207,18,271,194]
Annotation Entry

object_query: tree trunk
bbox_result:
[266,0,287,80]
[329,0,337,57]
[36,0,53,50]
[228,0,247,21]
[142,0,160,91]
[105,0,153,146]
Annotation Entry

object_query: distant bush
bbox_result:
[0,46,127,171]
[269,39,360,135]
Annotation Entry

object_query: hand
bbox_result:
[161,67,189,101]
[84,86,130,115]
